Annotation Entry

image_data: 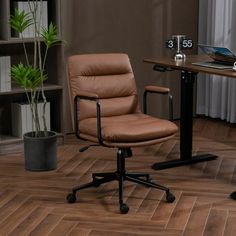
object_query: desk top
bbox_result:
[144,55,236,78]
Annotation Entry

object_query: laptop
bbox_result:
[192,45,236,69]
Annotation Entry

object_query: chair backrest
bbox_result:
[68,53,140,121]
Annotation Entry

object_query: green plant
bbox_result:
[10,0,61,137]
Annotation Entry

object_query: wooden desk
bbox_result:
[144,55,236,200]
[144,55,236,165]
[144,55,236,78]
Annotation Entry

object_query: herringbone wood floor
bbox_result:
[0,117,236,235]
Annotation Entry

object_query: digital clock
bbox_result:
[166,39,193,49]
[165,35,194,60]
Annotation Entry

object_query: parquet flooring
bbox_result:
[0,117,236,235]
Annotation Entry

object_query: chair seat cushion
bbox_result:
[79,113,178,143]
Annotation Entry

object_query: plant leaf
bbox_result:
[11,63,47,90]
[42,23,62,48]
[9,9,33,34]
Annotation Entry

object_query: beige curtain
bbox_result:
[197,0,236,123]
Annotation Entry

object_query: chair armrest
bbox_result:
[143,85,173,120]
[74,91,104,145]
[145,85,170,94]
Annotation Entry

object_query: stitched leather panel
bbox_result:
[68,53,133,76]
[70,73,136,99]
[79,113,178,142]
[79,133,176,148]
[78,95,140,120]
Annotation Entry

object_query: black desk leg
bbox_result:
[180,70,194,159]
[152,70,217,170]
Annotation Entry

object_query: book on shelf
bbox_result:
[11,102,51,138]
[0,56,11,92]
[12,1,48,38]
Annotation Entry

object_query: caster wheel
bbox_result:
[230,191,236,200]
[120,203,129,214]
[166,192,175,203]
[67,193,76,203]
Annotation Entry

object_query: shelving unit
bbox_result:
[0,0,64,154]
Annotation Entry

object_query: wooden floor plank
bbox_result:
[0,200,38,235]
[9,207,53,236]
[68,228,91,236]
[48,219,77,236]
[223,215,236,236]
[151,191,182,226]
[28,214,63,236]
[183,199,211,236]
[0,117,236,235]
[136,188,164,215]
[88,230,158,236]
[0,194,29,224]
[166,195,196,230]
[203,209,228,236]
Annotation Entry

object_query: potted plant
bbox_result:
[10,0,61,171]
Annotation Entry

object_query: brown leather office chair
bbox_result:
[66,53,178,214]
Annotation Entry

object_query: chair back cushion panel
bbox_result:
[79,96,140,121]
[70,74,137,99]
[68,53,140,120]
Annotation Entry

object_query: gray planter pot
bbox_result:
[24,131,57,171]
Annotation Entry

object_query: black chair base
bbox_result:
[66,148,175,214]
